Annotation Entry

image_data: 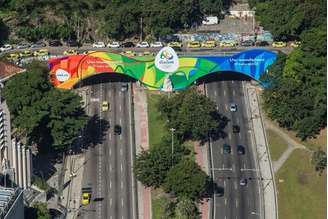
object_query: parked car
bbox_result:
[237,145,245,155]
[101,101,109,112]
[241,40,255,47]
[63,49,78,55]
[255,41,269,47]
[150,41,163,48]
[223,144,231,154]
[19,50,32,57]
[167,41,182,48]
[219,41,237,47]
[121,50,135,57]
[114,125,122,135]
[136,41,150,48]
[121,83,128,92]
[290,41,301,48]
[92,42,106,48]
[33,49,48,56]
[121,42,135,48]
[240,178,247,186]
[201,40,216,48]
[30,42,46,48]
[6,53,19,61]
[272,41,287,48]
[49,40,62,47]
[230,103,237,112]
[66,40,80,47]
[107,41,120,48]
[187,41,201,48]
[0,44,13,52]
[16,43,30,49]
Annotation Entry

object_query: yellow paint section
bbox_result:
[178,58,197,68]
[141,64,156,85]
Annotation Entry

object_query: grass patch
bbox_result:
[276,149,326,219]
[266,129,289,161]
[152,188,173,219]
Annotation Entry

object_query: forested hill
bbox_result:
[253,0,327,140]
[0,0,232,43]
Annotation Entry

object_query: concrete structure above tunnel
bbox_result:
[48,49,277,91]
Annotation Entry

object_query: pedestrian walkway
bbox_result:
[244,83,277,219]
[133,84,152,219]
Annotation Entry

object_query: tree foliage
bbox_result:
[25,202,51,219]
[175,198,199,219]
[312,149,327,174]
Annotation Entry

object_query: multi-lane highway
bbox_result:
[206,75,262,219]
[78,78,136,219]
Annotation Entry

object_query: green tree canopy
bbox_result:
[175,198,199,219]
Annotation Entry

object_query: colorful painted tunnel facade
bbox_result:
[48,49,277,91]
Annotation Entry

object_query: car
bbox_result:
[219,41,237,47]
[187,41,201,48]
[237,145,245,155]
[33,49,49,56]
[272,41,287,48]
[230,103,237,112]
[0,44,13,52]
[107,41,120,48]
[121,83,128,92]
[201,40,216,48]
[6,53,19,61]
[16,43,30,49]
[114,125,122,135]
[81,187,92,205]
[63,49,78,55]
[240,178,247,186]
[82,50,97,55]
[121,50,135,57]
[136,41,150,48]
[66,40,79,47]
[121,41,135,48]
[19,50,32,57]
[290,41,301,48]
[167,41,182,48]
[92,42,106,48]
[223,144,231,154]
[255,41,269,47]
[232,125,240,133]
[101,101,109,112]
[150,41,163,48]
[49,40,62,47]
[30,41,46,48]
[241,40,255,47]
[143,51,152,56]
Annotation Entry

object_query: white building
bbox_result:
[229,3,255,19]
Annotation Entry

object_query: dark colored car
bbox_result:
[16,43,30,49]
[240,178,247,186]
[255,41,269,47]
[49,40,62,47]
[121,42,135,48]
[233,125,240,133]
[30,41,46,48]
[223,144,231,154]
[241,40,254,47]
[66,40,80,47]
[237,145,245,155]
[114,125,122,135]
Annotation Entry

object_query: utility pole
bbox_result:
[140,17,143,41]
[169,128,176,166]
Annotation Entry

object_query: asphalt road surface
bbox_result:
[205,75,262,219]
[78,78,136,219]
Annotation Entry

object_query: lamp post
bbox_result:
[169,128,176,166]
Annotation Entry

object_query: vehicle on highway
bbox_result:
[240,178,247,186]
[237,145,245,155]
[121,41,135,48]
[33,49,49,56]
[30,41,46,48]
[255,41,269,47]
[167,41,182,48]
[187,41,201,48]
[66,40,80,47]
[233,125,240,133]
[19,50,32,57]
[201,40,216,48]
[272,41,287,48]
[150,41,163,48]
[143,51,152,56]
[101,101,109,112]
[230,103,237,112]
[63,49,78,55]
[107,41,120,48]
[121,83,128,92]
[223,143,231,154]
[81,187,92,205]
[16,43,30,49]
[0,44,13,52]
[92,41,106,48]
[121,50,135,57]
[114,125,122,135]
[241,40,255,47]
[49,40,62,47]
[136,41,150,48]
[219,40,237,47]
[290,41,301,48]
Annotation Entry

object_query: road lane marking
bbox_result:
[119,118,122,125]
[121,163,123,172]
[214,91,217,96]
[212,167,232,171]
[238,133,241,138]
[234,181,237,190]
[121,181,123,189]
[236,199,239,208]
[231,80,234,84]
[120,148,123,156]
[121,198,124,207]
[228,133,231,140]
[232,164,235,172]
[223,163,225,169]
[109,164,112,172]
[233,90,235,96]
[225,198,227,205]
[109,134,112,141]
[110,180,112,189]
[224,90,226,96]
[109,148,112,156]
[120,105,122,111]
[224,180,226,188]
[110,198,112,206]
[225,104,228,111]
[120,134,122,140]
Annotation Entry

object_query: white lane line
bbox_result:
[234,181,237,190]
[121,198,124,207]
[232,164,235,172]
[233,90,236,96]
[119,118,122,125]
[224,180,226,188]
[228,133,231,140]
[221,148,223,154]
[110,180,112,189]
[225,198,227,206]
[110,198,112,206]
[120,148,123,156]
[214,91,217,96]
[224,90,226,96]
[238,133,241,138]
[232,80,234,84]
[109,164,112,172]
[236,199,239,208]
[120,134,122,140]
[109,148,112,156]
[243,163,246,169]
[120,105,122,111]
[121,163,123,172]
[109,134,112,141]
[121,181,124,189]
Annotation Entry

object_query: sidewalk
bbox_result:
[133,84,152,219]
[244,83,277,219]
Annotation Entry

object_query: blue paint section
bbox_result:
[197,49,277,81]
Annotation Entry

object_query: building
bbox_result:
[229,3,255,19]
[0,187,24,219]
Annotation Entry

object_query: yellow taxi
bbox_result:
[101,101,109,112]
[121,50,135,57]
[187,41,201,48]
[33,49,49,56]
[19,50,32,57]
[167,41,182,48]
[143,51,151,56]
[201,40,216,48]
[272,41,287,48]
[63,49,78,55]
[290,41,301,48]
[7,53,19,61]
[81,191,91,205]
[219,41,236,47]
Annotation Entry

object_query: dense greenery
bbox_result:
[0,0,232,42]
[3,61,87,151]
[175,198,199,219]
[257,0,326,140]
[312,149,327,174]
[25,202,51,219]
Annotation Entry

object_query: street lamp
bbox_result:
[169,128,176,166]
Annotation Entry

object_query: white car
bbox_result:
[0,44,13,52]
[136,41,149,48]
[150,41,163,48]
[230,103,237,112]
[92,42,106,48]
[107,41,120,48]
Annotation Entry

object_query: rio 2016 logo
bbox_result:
[155,47,179,73]
[160,50,174,61]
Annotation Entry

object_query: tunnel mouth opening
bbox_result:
[195,71,255,85]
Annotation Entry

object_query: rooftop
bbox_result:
[0,187,20,218]
[0,61,25,82]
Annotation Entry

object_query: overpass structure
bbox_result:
[48,48,277,91]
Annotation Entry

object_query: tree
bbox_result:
[164,158,208,200]
[312,149,327,174]
[25,202,51,219]
[175,198,199,219]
